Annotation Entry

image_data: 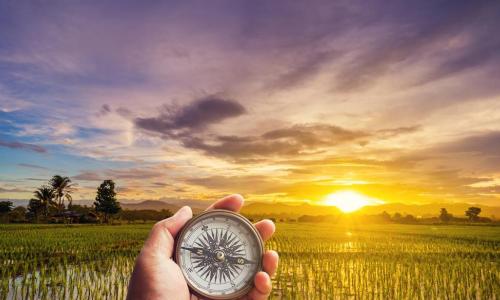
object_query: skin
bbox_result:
[127,194,279,300]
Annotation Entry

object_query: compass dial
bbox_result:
[175,210,264,299]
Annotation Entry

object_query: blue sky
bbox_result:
[1,0,500,205]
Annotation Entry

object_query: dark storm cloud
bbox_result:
[135,96,246,136]
[0,140,47,153]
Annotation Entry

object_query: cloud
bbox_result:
[180,123,368,159]
[73,167,165,181]
[413,131,500,174]
[151,182,171,188]
[262,124,369,145]
[180,124,422,160]
[436,131,500,155]
[24,178,48,181]
[106,168,164,180]
[333,1,500,91]
[17,163,48,170]
[73,171,102,181]
[376,126,421,138]
[1,0,500,206]
[186,175,279,194]
[135,96,246,137]
[98,104,112,116]
[0,140,47,153]
[0,187,32,193]
[267,49,341,90]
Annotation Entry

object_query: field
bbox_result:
[0,222,499,299]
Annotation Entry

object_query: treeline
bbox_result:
[0,175,130,224]
[291,207,496,224]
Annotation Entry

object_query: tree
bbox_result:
[439,208,452,223]
[33,186,56,218]
[465,207,481,221]
[403,214,417,223]
[0,201,13,214]
[0,201,13,223]
[27,199,45,222]
[94,180,121,223]
[50,175,74,213]
[380,211,391,222]
[393,212,402,222]
[8,206,26,223]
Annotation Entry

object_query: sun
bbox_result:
[322,190,384,213]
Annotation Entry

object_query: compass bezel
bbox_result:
[174,209,264,299]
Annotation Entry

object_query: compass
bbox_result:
[175,209,264,299]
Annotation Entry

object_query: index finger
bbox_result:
[206,194,244,212]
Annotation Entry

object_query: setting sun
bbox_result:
[323,191,384,213]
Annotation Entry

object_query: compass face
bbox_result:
[175,210,263,299]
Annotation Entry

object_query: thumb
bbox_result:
[142,206,193,257]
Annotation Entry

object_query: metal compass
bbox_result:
[175,209,264,299]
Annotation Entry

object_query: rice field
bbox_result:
[0,222,499,299]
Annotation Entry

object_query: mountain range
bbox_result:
[4,199,499,218]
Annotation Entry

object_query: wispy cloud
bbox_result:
[1,0,500,205]
[0,140,47,153]
[17,163,48,170]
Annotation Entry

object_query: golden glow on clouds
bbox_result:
[2,1,500,208]
[322,190,384,213]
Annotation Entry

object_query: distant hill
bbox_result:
[241,202,341,217]
[5,198,499,219]
[358,202,500,218]
[121,200,204,214]
[240,201,500,218]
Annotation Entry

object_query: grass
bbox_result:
[0,222,499,299]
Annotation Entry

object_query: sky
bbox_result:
[1,0,500,206]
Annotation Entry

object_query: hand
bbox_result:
[127,195,279,300]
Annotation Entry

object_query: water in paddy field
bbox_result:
[1,223,499,299]
[5,259,133,300]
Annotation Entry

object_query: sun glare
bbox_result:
[323,191,384,213]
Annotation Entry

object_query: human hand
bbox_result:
[127,194,279,300]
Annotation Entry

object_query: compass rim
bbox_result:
[174,209,264,300]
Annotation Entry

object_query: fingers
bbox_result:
[246,250,278,299]
[254,219,275,242]
[206,194,244,212]
[247,272,272,300]
[262,250,279,277]
[142,206,193,257]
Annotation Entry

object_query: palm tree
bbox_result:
[33,186,55,217]
[50,175,74,213]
